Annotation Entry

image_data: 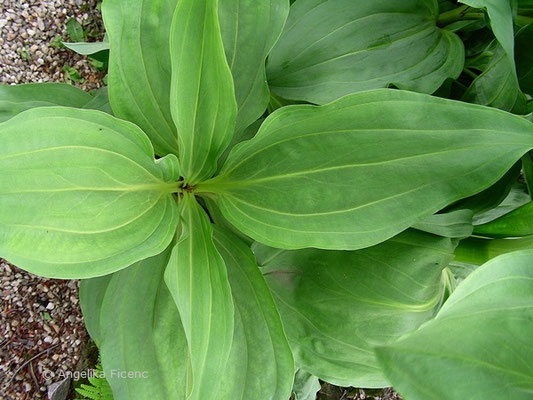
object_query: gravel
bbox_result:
[0,1,104,399]
[0,0,104,90]
[0,260,87,400]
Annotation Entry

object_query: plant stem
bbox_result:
[437,5,471,26]
[462,68,479,80]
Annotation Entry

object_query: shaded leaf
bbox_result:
[376,250,533,400]
[219,0,289,133]
[267,0,464,104]
[455,235,533,264]
[258,230,456,387]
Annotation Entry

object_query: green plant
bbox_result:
[1,1,533,399]
[75,363,113,400]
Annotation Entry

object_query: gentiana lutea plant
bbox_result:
[1,0,533,399]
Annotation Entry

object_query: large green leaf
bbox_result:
[213,226,294,400]
[219,0,289,134]
[0,107,179,278]
[266,0,464,104]
[164,194,234,400]
[170,0,237,184]
[257,230,456,387]
[0,83,93,122]
[81,248,188,400]
[376,250,533,400]
[102,0,179,156]
[199,90,533,251]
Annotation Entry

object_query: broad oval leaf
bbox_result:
[375,250,533,400]
[200,90,533,251]
[266,0,464,104]
[0,83,92,122]
[213,226,294,400]
[219,0,289,134]
[257,230,456,387]
[80,248,188,400]
[0,107,179,278]
[170,0,238,184]
[103,0,179,156]
[164,194,234,400]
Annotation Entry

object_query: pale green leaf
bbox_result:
[164,194,234,400]
[213,226,294,400]
[267,0,464,104]
[200,90,533,251]
[413,209,473,238]
[376,250,533,400]
[81,248,188,400]
[0,107,179,278]
[102,0,179,156]
[63,40,109,56]
[219,0,289,133]
[170,0,237,184]
[292,369,321,400]
[258,230,456,387]
[0,83,93,122]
